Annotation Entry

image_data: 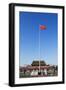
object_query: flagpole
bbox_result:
[38,25,46,75]
[39,25,40,73]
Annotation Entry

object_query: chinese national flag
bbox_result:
[39,25,46,30]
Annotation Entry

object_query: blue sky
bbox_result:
[19,12,58,66]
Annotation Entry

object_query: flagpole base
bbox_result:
[38,71,41,75]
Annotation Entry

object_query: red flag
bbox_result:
[39,25,46,30]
